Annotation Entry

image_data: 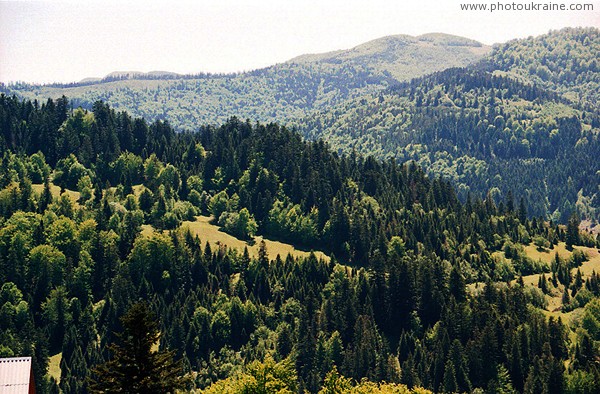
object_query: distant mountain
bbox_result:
[1,33,489,131]
[288,33,489,81]
[299,27,600,223]
[75,71,182,85]
[486,27,600,111]
[100,70,182,80]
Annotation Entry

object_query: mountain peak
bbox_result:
[287,33,489,81]
[416,32,485,47]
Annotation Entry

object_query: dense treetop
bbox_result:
[300,64,600,223]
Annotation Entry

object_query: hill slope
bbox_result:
[289,33,489,81]
[300,27,600,223]
[1,33,489,131]
[486,27,600,111]
[3,28,598,225]
[301,66,600,222]
[1,96,600,393]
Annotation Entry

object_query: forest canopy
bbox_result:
[0,95,599,393]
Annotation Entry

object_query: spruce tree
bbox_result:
[88,302,185,393]
[566,213,580,250]
[38,178,53,212]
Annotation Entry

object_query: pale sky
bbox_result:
[1,0,599,83]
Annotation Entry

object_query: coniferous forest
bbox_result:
[1,93,600,393]
[300,28,600,224]
[4,28,600,225]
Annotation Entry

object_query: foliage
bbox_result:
[219,208,258,240]
[53,154,93,190]
[200,354,296,394]
[0,96,596,394]
[487,27,600,111]
[88,302,186,394]
[3,28,600,226]
[301,59,600,223]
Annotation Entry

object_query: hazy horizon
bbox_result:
[1,0,599,84]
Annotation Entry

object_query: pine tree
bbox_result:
[88,302,186,393]
[538,273,549,294]
[562,287,571,306]
[506,190,515,213]
[566,213,580,250]
[93,180,103,206]
[449,263,466,302]
[38,178,53,213]
[518,197,527,223]
[442,359,458,393]
[573,269,583,294]
[276,322,293,359]
[489,364,516,394]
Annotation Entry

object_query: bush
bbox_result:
[187,189,202,208]
[570,249,588,267]
[162,212,180,230]
[172,201,198,221]
[219,208,257,240]
[210,191,231,221]
[533,235,550,250]
[187,175,203,193]
[53,154,92,190]
[526,286,548,309]
[563,288,594,312]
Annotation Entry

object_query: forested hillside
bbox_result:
[486,27,600,111]
[1,33,488,131]
[4,28,598,227]
[301,59,600,223]
[1,96,600,393]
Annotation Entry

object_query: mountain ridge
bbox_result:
[288,32,488,62]
[2,31,489,121]
[287,32,490,82]
[23,32,489,87]
[5,33,491,91]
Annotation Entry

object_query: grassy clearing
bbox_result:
[469,242,600,324]
[181,216,330,262]
[32,183,81,202]
[542,307,584,325]
[580,219,600,236]
[142,216,329,262]
[48,352,62,382]
[522,242,572,265]
[522,242,600,278]
[519,242,600,322]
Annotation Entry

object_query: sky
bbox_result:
[1,0,599,84]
